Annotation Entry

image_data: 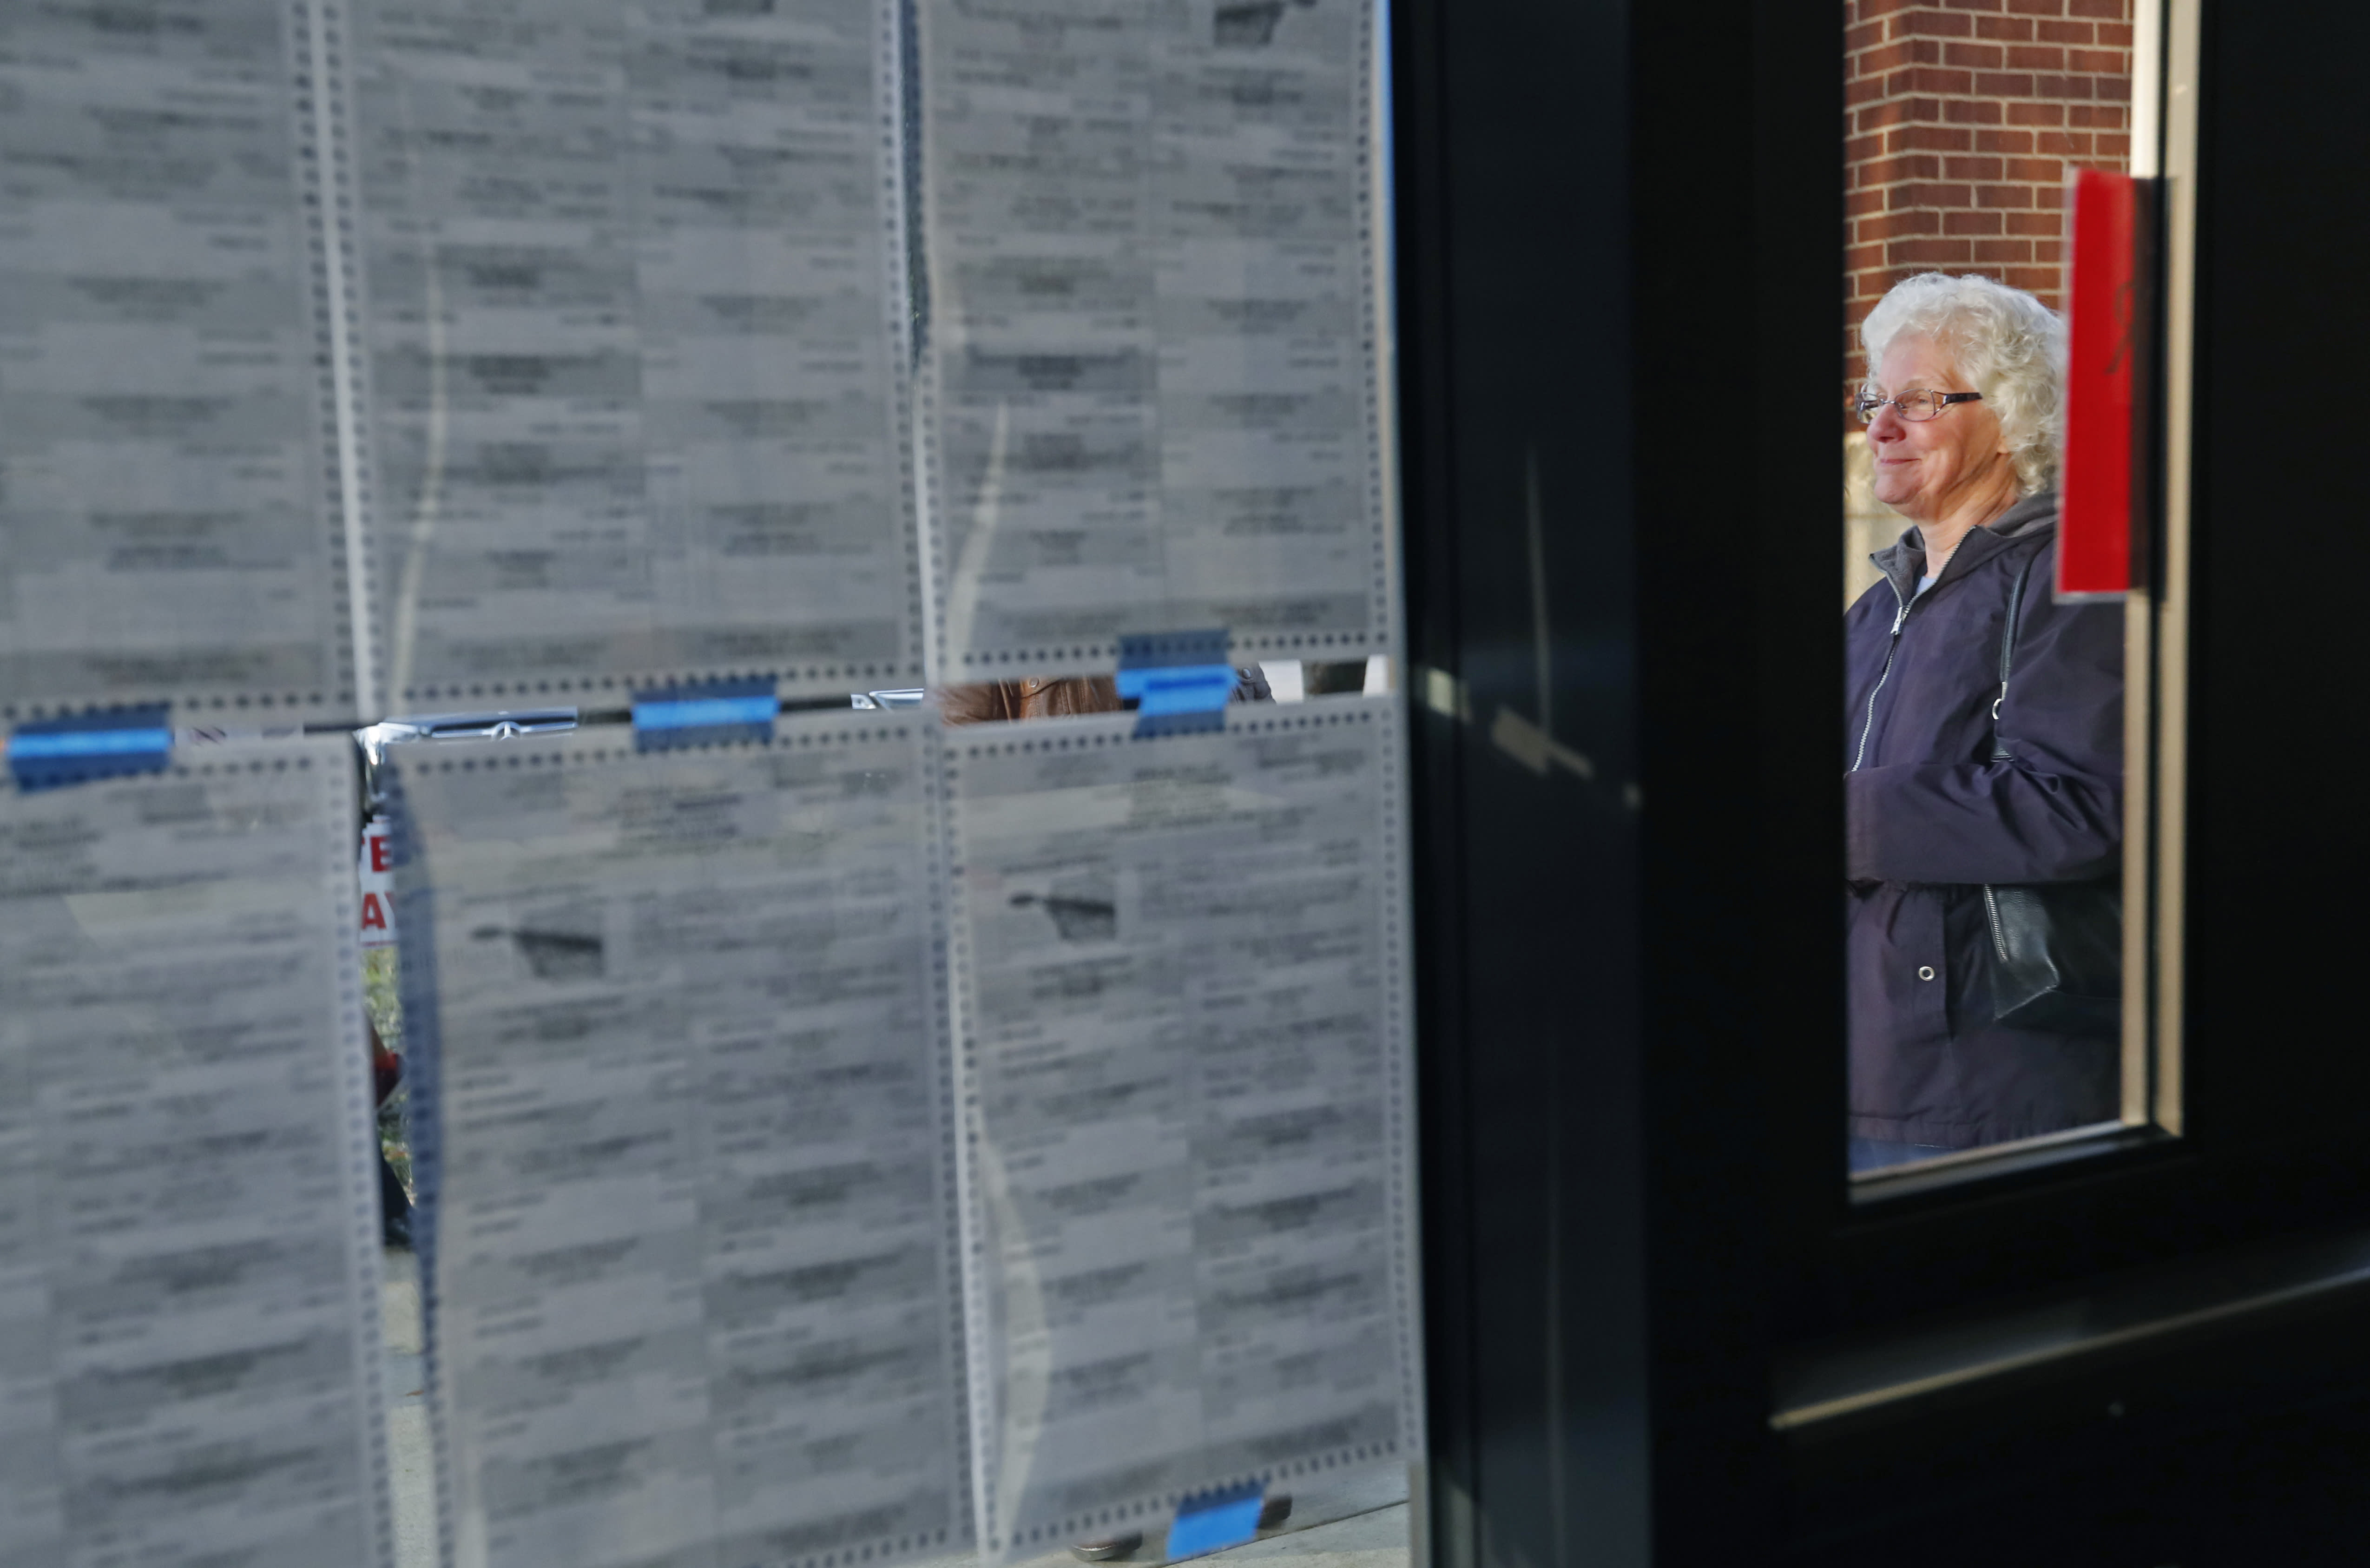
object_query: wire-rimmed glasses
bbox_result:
[1853,387,1984,423]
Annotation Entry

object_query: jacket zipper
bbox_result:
[1850,578,1910,772]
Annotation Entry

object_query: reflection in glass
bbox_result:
[1843,275,2125,1174]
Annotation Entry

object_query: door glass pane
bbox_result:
[1841,0,2148,1177]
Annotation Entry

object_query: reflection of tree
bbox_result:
[364,947,413,1200]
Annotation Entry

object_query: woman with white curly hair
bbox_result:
[1844,272,2124,1172]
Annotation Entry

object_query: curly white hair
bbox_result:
[1860,271,2067,496]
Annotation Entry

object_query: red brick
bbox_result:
[2006,101,2066,125]
[1975,183,2035,207]
[2005,44,2066,70]
[1976,15,2035,40]
[1896,180,1974,207]
[1945,99,2005,124]
[2095,22,2134,46]
[1860,39,1932,74]
[1975,71,2036,96]
[1939,0,2008,10]
[1944,209,2005,236]
[1863,153,1942,184]
[2005,211,2061,236]
[1845,20,1885,53]
[1943,41,2006,68]
[2005,0,2065,14]
[1862,210,1941,241]
[1888,66,1975,95]
[1847,75,1887,107]
[1973,238,2034,263]
[2003,265,2060,292]
[1943,155,2007,179]
[2035,129,2094,155]
[1974,128,2036,154]
[2066,0,2123,17]
[1856,98,1920,131]
[2067,46,2125,72]
[1846,243,1887,274]
[2094,76,2131,104]
[1859,0,1918,15]
[2003,155,2064,182]
[1846,133,1886,166]
[2031,239,2064,264]
[2036,19,2095,42]
[2033,74,2096,99]
[1847,188,1887,218]
[1890,122,1973,152]
[1915,9,1976,36]
[2032,182,2067,208]
[2095,132,2130,162]
[2067,103,2125,127]
[1895,237,1976,265]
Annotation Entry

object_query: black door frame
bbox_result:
[1392,1,2370,1562]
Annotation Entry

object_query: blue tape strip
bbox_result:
[631,679,777,751]
[9,706,171,791]
[1116,664,1237,716]
[635,695,778,731]
[1118,629,1235,736]
[1165,1482,1266,1560]
[9,728,174,758]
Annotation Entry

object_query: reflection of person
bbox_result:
[937,667,1271,725]
[1844,273,2124,1171]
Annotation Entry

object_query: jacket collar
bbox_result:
[1869,490,2059,603]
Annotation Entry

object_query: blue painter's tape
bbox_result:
[10,727,174,758]
[1118,628,1234,736]
[632,679,777,751]
[636,695,778,731]
[9,706,171,791]
[1165,1482,1265,1561]
[1117,664,1237,715]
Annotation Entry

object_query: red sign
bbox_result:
[359,815,397,949]
[2058,169,2148,598]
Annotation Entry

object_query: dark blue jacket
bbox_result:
[1844,492,2123,1149]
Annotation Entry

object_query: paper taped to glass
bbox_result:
[0,739,393,1568]
[388,712,968,1568]
[941,698,1422,1559]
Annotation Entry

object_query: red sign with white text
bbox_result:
[359,815,396,949]
[2058,169,2146,598]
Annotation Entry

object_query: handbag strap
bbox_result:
[1990,547,2041,762]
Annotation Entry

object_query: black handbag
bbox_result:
[1981,551,2122,1035]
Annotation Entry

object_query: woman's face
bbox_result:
[1865,336,2015,522]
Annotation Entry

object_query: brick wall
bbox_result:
[1843,0,2133,395]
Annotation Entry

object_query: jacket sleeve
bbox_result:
[1845,549,2124,885]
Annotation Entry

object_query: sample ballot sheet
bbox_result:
[0,1,355,720]
[389,713,968,1568]
[921,0,1390,675]
[0,741,393,1568]
[941,700,1420,1558]
[346,0,918,712]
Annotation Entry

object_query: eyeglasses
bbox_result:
[1853,387,1983,423]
